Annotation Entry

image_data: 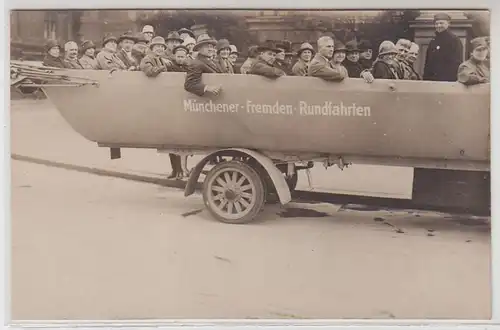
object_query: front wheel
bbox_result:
[203,160,265,224]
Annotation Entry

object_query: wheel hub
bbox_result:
[224,189,238,201]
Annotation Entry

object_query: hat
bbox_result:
[135,32,148,44]
[183,36,196,47]
[345,40,359,53]
[434,12,452,22]
[216,39,231,53]
[178,28,195,39]
[248,45,259,57]
[229,45,239,54]
[142,25,154,34]
[334,41,347,53]
[118,31,138,44]
[358,39,373,51]
[471,37,489,51]
[173,44,189,54]
[45,39,61,52]
[166,31,183,43]
[149,36,167,49]
[102,34,117,47]
[297,42,315,56]
[132,43,148,58]
[193,34,217,51]
[81,40,96,52]
[257,40,280,53]
[378,40,398,56]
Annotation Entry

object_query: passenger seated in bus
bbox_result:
[358,39,374,70]
[457,37,490,86]
[164,31,183,61]
[167,45,189,72]
[229,45,239,73]
[343,40,363,78]
[370,41,401,79]
[183,37,196,59]
[178,28,196,41]
[215,39,234,73]
[240,45,259,74]
[131,33,149,64]
[116,31,139,71]
[308,36,345,81]
[292,42,314,76]
[42,39,65,68]
[139,36,169,77]
[404,42,421,80]
[184,34,223,96]
[248,41,286,78]
[63,41,83,69]
[330,41,349,78]
[79,40,99,70]
[274,42,293,75]
[96,34,127,70]
[395,39,413,79]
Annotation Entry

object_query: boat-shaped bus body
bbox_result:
[33,68,490,223]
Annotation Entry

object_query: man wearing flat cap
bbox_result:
[184,34,223,97]
[457,37,490,86]
[249,41,286,78]
[292,42,315,76]
[215,39,234,74]
[79,40,99,70]
[423,12,464,82]
[96,34,127,70]
[167,44,190,72]
[42,39,65,68]
[116,31,139,70]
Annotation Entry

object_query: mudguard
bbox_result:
[184,148,292,205]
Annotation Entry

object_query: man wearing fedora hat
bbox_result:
[308,36,346,81]
[184,34,223,96]
[132,33,150,64]
[273,41,293,75]
[423,12,463,81]
[166,44,190,72]
[42,39,65,68]
[96,34,127,70]
[249,41,286,78]
[358,39,374,70]
[292,42,315,76]
[163,31,184,61]
[178,28,195,41]
[79,40,99,70]
[371,41,401,79]
[457,37,490,86]
[342,40,365,78]
[139,36,169,77]
[116,31,139,70]
[215,39,234,74]
[240,45,259,75]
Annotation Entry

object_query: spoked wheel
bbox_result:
[203,160,265,224]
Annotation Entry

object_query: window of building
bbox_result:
[44,12,57,39]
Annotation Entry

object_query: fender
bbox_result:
[184,148,292,205]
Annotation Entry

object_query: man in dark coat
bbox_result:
[274,42,293,75]
[457,37,490,86]
[167,44,189,72]
[184,34,223,97]
[423,12,464,81]
[164,31,183,61]
[249,41,286,78]
[343,40,364,78]
[116,31,139,70]
[42,39,65,68]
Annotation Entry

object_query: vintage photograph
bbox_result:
[10,9,491,321]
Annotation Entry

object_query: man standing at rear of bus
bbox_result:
[423,12,463,81]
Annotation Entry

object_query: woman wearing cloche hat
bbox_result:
[79,40,99,70]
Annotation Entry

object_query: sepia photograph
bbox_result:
[9,7,491,322]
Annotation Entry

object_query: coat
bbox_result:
[139,53,168,77]
[343,60,364,78]
[249,58,286,78]
[184,55,223,96]
[307,54,347,81]
[423,29,463,82]
[214,56,234,74]
[63,58,84,69]
[359,58,373,71]
[457,58,490,86]
[371,58,400,79]
[400,61,421,80]
[116,49,138,69]
[79,55,100,70]
[96,48,127,70]
[42,55,66,68]
[291,59,309,76]
[240,57,256,74]
[167,61,188,72]
[274,60,293,75]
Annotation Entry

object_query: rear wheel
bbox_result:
[203,160,265,224]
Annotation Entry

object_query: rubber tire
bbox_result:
[202,160,266,224]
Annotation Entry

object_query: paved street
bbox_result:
[10,99,491,320]
[11,161,491,320]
